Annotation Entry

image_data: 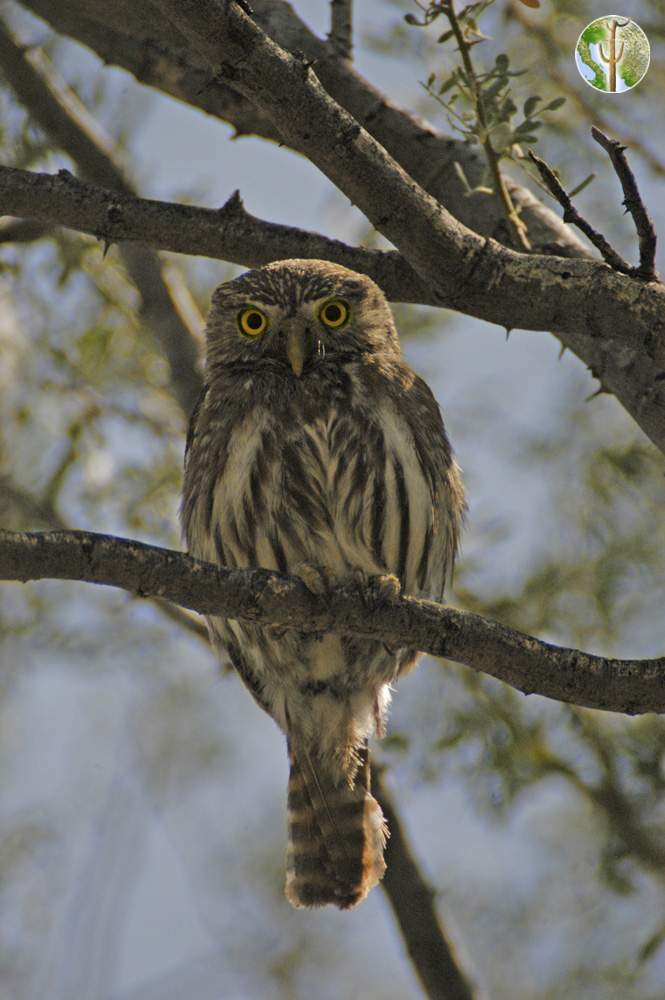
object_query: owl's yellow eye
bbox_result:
[238,307,269,337]
[319,299,349,329]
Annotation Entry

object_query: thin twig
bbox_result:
[373,768,475,1000]
[328,0,352,60]
[591,126,659,281]
[527,149,632,273]
[444,0,531,251]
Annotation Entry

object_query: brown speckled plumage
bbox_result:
[181,259,465,909]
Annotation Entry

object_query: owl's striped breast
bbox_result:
[189,389,445,605]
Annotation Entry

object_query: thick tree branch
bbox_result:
[154,2,665,459]
[0,476,211,642]
[3,162,665,458]
[373,768,475,1000]
[1,164,663,358]
[158,0,492,300]
[0,18,203,415]
[2,528,665,716]
[17,0,567,251]
[14,0,665,462]
[0,164,426,295]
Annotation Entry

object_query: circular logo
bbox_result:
[575,16,650,93]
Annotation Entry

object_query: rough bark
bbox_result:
[2,528,665,717]
[3,161,665,456]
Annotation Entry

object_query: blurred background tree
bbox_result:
[1,1,665,998]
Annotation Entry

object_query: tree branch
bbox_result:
[328,0,352,61]
[528,148,632,274]
[591,126,659,282]
[158,0,490,300]
[0,18,203,416]
[373,768,475,1000]
[17,0,571,253]
[4,161,665,458]
[0,475,212,643]
[0,163,429,296]
[154,2,665,458]
[2,528,665,716]
[1,162,663,359]
[14,0,665,463]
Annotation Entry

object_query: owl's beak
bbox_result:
[286,325,308,378]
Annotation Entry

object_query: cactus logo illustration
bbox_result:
[575,16,650,93]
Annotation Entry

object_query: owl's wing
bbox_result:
[184,384,207,469]
[395,372,465,603]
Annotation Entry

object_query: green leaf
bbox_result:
[438,74,457,95]
[495,53,509,72]
[543,96,566,111]
[523,95,541,117]
[490,122,514,153]
[481,83,504,105]
[515,118,542,132]
[568,173,595,197]
[437,29,455,43]
[501,98,517,118]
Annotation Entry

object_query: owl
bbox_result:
[181,259,465,909]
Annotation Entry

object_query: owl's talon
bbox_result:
[356,571,401,608]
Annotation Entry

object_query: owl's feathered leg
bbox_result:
[285,739,387,910]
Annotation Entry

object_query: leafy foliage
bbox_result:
[406,0,566,194]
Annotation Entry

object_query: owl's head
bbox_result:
[204,259,401,377]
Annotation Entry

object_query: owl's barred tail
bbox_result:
[285,743,387,910]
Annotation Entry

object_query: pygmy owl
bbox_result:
[181,259,464,909]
